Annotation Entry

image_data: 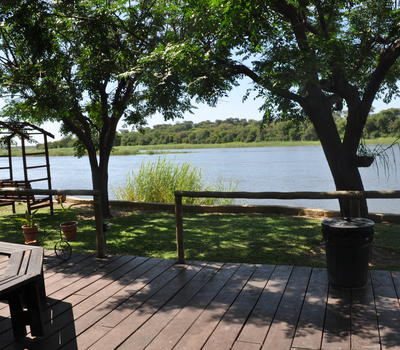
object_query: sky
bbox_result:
[10,77,400,140]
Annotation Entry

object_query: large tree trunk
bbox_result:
[304,94,369,217]
[327,153,368,217]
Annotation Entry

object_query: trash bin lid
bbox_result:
[322,217,374,235]
[322,217,374,228]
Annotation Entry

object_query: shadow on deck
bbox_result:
[0,251,399,350]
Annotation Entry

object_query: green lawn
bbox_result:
[1,203,399,269]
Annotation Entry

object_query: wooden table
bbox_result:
[0,241,46,339]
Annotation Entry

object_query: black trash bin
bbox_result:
[322,217,374,288]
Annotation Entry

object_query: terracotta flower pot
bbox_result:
[60,221,78,241]
[22,225,39,244]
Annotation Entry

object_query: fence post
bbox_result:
[175,193,185,263]
[93,193,106,258]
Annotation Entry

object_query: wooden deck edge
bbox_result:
[66,197,399,223]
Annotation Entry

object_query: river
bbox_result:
[3,145,400,214]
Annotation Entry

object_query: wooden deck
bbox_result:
[0,252,399,349]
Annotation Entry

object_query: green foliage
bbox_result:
[37,136,75,150]
[151,1,400,121]
[364,109,400,138]
[0,0,195,214]
[114,158,236,204]
[110,109,400,146]
[16,210,38,227]
[119,118,319,145]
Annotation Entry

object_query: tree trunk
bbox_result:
[304,94,369,217]
[328,156,368,217]
[87,151,113,219]
[91,166,112,219]
[323,150,368,217]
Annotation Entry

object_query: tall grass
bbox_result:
[114,158,236,205]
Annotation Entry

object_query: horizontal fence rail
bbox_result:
[0,187,105,258]
[174,190,400,263]
[175,190,400,200]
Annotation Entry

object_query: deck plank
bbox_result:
[75,260,190,349]
[371,270,400,350]
[118,262,225,350]
[236,265,292,346]
[351,275,380,350]
[86,262,208,350]
[69,259,176,349]
[202,264,275,350]
[49,255,134,301]
[321,286,351,350]
[30,257,161,349]
[1,255,147,349]
[232,341,261,350]
[261,266,312,350]
[0,252,396,350]
[173,264,257,350]
[292,268,329,350]
[145,263,241,350]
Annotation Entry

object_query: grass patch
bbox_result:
[0,203,399,269]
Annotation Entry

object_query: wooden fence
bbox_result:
[174,190,400,263]
[0,188,105,258]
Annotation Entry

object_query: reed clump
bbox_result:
[114,158,235,205]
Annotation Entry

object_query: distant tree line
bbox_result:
[41,108,400,148]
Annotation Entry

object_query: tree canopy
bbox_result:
[0,0,192,216]
[148,0,400,216]
[0,1,399,217]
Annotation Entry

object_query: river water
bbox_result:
[3,145,400,214]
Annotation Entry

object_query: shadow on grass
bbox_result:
[102,212,324,266]
[0,205,400,268]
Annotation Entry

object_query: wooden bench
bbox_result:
[0,242,46,338]
[0,180,34,213]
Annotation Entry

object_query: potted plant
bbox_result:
[60,221,78,241]
[57,198,78,241]
[17,210,39,244]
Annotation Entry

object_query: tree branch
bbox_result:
[99,82,109,121]
[229,62,304,104]
[0,28,19,65]
[315,1,329,38]
[362,40,400,113]
[61,112,97,162]
[271,1,311,53]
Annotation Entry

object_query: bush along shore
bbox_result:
[5,136,398,157]
[35,109,400,150]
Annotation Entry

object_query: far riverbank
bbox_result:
[4,137,397,157]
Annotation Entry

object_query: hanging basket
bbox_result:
[356,155,374,168]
